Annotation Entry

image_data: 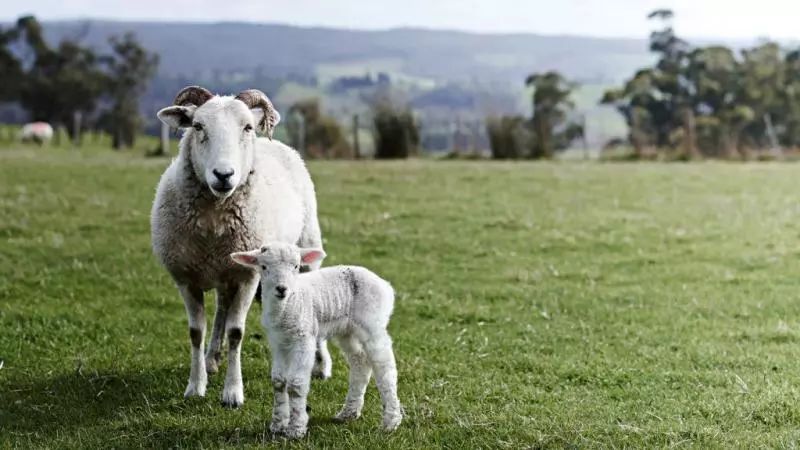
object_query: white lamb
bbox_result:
[231,243,402,438]
[151,86,332,408]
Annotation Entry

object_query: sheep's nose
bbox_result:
[275,285,287,298]
[213,168,234,182]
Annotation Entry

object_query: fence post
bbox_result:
[72,112,83,148]
[352,114,360,159]
[297,113,306,157]
[160,122,170,155]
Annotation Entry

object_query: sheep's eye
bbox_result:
[294,265,299,271]
[261,265,267,271]
[244,124,253,132]
[193,123,203,131]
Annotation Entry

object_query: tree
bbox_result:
[0,26,23,102]
[13,16,107,135]
[100,33,159,149]
[525,71,579,158]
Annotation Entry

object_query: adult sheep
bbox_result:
[20,122,53,145]
[151,86,330,407]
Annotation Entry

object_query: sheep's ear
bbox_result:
[231,251,260,268]
[300,248,326,265]
[157,105,196,128]
[250,108,281,138]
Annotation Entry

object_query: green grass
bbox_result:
[5,147,800,448]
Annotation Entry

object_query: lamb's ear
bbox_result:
[230,250,260,268]
[157,105,196,128]
[300,248,326,265]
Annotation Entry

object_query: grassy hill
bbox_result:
[4,146,800,447]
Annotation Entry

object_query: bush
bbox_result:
[372,104,419,159]
[286,99,353,159]
[487,116,532,159]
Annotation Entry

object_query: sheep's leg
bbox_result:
[312,340,332,380]
[333,336,371,421]
[364,331,402,432]
[284,339,315,439]
[179,284,207,398]
[219,278,259,408]
[205,292,228,374]
[269,352,290,434]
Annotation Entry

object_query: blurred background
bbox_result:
[3,0,800,160]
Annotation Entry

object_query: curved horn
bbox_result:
[173,85,213,107]
[235,89,280,139]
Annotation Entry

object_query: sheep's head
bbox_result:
[156,86,281,199]
[231,243,326,300]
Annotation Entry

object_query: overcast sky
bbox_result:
[3,0,800,40]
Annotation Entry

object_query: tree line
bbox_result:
[0,15,158,149]
[603,9,800,159]
[488,9,800,161]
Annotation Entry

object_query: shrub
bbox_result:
[372,104,419,159]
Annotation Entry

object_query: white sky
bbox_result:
[3,0,800,40]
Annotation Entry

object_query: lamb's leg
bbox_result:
[284,339,315,439]
[179,284,207,398]
[205,293,228,374]
[219,278,259,408]
[297,216,332,381]
[269,352,290,435]
[364,331,402,432]
[333,336,371,421]
[312,340,332,380]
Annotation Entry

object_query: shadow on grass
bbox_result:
[0,366,354,447]
[1,367,183,440]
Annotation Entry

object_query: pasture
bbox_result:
[5,147,800,448]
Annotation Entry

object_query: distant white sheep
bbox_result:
[20,122,53,145]
[151,86,329,408]
[232,243,402,438]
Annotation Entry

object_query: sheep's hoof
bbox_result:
[311,367,331,380]
[183,381,207,398]
[205,352,222,374]
[205,359,219,374]
[221,398,243,409]
[221,385,244,408]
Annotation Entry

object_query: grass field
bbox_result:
[5,147,800,448]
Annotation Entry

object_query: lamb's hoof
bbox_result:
[283,425,307,439]
[221,385,244,408]
[382,413,402,432]
[183,381,207,398]
[269,420,288,435]
[333,409,361,422]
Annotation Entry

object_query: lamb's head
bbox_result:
[231,243,326,300]
[157,86,281,199]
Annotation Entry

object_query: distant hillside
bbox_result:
[42,20,653,85]
[22,20,660,150]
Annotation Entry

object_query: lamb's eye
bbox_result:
[193,123,203,131]
[244,124,253,132]
[261,265,267,271]
[294,265,299,271]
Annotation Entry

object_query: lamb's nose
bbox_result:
[212,168,234,181]
[275,285,287,297]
